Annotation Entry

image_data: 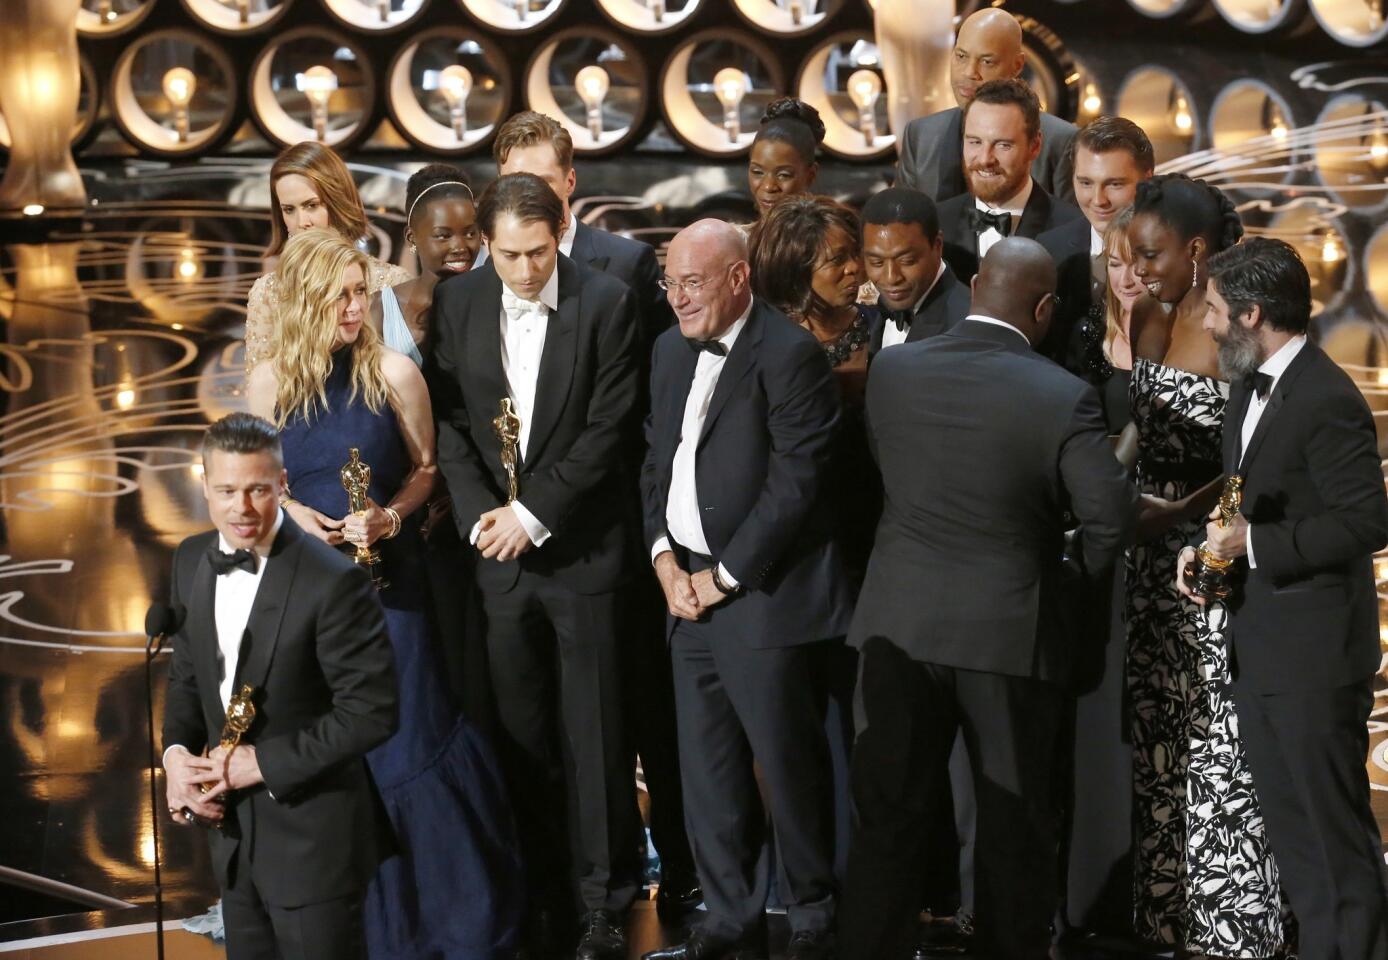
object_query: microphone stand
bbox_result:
[145,626,168,960]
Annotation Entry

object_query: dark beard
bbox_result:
[968,167,1027,206]
[1214,320,1265,382]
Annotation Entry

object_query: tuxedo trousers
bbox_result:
[480,570,641,916]
[842,638,1063,960]
[1232,675,1388,960]
[669,573,836,942]
[221,836,366,960]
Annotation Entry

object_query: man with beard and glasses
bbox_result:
[1177,237,1388,960]
[936,79,1083,314]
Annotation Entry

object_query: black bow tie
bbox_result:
[686,338,727,357]
[967,207,1012,237]
[208,546,258,576]
[888,309,914,333]
[1243,371,1274,401]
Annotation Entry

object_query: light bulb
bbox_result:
[1268,105,1288,140]
[1369,0,1383,31]
[297,65,338,142]
[115,384,136,410]
[1368,128,1388,170]
[234,0,250,22]
[1172,95,1193,134]
[713,68,748,144]
[377,0,390,20]
[515,0,527,21]
[97,0,117,22]
[648,0,664,21]
[176,247,201,282]
[163,68,196,143]
[1321,231,1342,264]
[847,70,882,146]
[575,65,610,144]
[1082,83,1101,116]
[789,0,804,23]
[439,65,473,143]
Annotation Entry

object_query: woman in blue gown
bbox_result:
[247,227,524,959]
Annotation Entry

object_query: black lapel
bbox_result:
[523,256,579,466]
[1238,343,1316,472]
[187,544,221,723]
[233,518,306,697]
[1224,382,1250,474]
[571,222,610,272]
[939,109,967,200]
[661,336,699,478]
[1016,181,1051,239]
[466,263,508,418]
[907,267,959,343]
[698,303,763,447]
[868,305,887,356]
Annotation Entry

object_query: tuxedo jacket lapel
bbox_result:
[1224,383,1250,474]
[699,306,762,447]
[1238,344,1315,473]
[524,257,578,466]
[188,550,221,724]
[907,268,960,343]
[570,223,611,272]
[466,265,508,414]
[1017,181,1051,238]
[235,521,306,700]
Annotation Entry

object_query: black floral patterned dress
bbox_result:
[1125,358,1291,957]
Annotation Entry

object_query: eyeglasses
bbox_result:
[658,262,738,297]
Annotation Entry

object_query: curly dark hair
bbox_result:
[748,194,860,321]
[753,96,826,165]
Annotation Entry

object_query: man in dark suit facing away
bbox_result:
[896,8,1077,204]
[861,187,971,357]
[641,220,851,960]
[840,239,1135,960]
[429,173,643,959]
[936,79,1085,297]
[163,413,398,960]
[1178,238,1388,960]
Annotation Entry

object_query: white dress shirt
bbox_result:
[651,300,754,586]
[879,261,947,351]
[468,267,561,550]
[475,212,577,267]
[1090,225,1103,257]
[163,510,282,767]
[963,313,1030,346]
[1240,334,1307,568]
[975,178,1034,260]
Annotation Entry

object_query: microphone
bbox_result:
[143,599,184,960]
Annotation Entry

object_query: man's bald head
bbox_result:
[951,9,1027,108]
[665,219,752,342]
[969,237,1057,346]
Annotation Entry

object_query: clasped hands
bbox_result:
[287,499,391,549]
[1173,504,1249,606]
[654,552,731,621]
[164,743,264,827]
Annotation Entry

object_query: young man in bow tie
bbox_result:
[861,187,971,356]
[163,413,398,960]
[936,79,1083,297]
[428,173,643,960]
[1178,238,1388,960]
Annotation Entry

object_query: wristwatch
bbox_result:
[712,564,743,597]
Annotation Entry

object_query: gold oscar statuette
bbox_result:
[493,399,522,504]
[182,684,257,831]
[341,447,387,589]
[1185,475,1244,601]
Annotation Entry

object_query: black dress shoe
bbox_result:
[786,930,836,960]
[642,929,765,960]
[576,909,626,960]
[655,873,704,925]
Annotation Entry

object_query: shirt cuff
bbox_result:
[651,537,673,564]
[162,744,188,768]
[1246,525,1256,569]
[717,563,740,590]
[511,500,551,547]
[468,521,481,546]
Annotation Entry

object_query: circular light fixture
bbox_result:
[386,28,512,154]
[1116,66,1200,165]
[593,0,702,34]
[659,30,785,158]
[249,27,376,150]
[1208,80,1299,187]
[321,0,427,32]
[456,0,567,34]
[1307,0,1388,46]
[1310,94,1388,211]
[77,0,155,35]
[179,0,293,34]
[794,33,894,160]
[110,29,238,157]
[1212,0,1312,33]
[730,0,840,36]
[524,29,648,156]
[1262,206,1349,315]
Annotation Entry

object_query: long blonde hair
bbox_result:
[1103,207,1137,361]
[272,229,390,429]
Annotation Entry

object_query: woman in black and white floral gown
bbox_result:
[1123,174,1293,958]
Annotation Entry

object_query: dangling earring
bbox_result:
[1191,257,1199,289]
[410,243,417,254]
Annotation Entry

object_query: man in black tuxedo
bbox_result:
[937,79,1084,307]
[163,413,398,960]
[896,8,1077,204]
[861,187,971,357]
[840,239,1135,960]
[492,112,699,919]
[1037,116,1154,375]
[640,219,851,960]
[1178,238,1388,960]
[429,173,642,960]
